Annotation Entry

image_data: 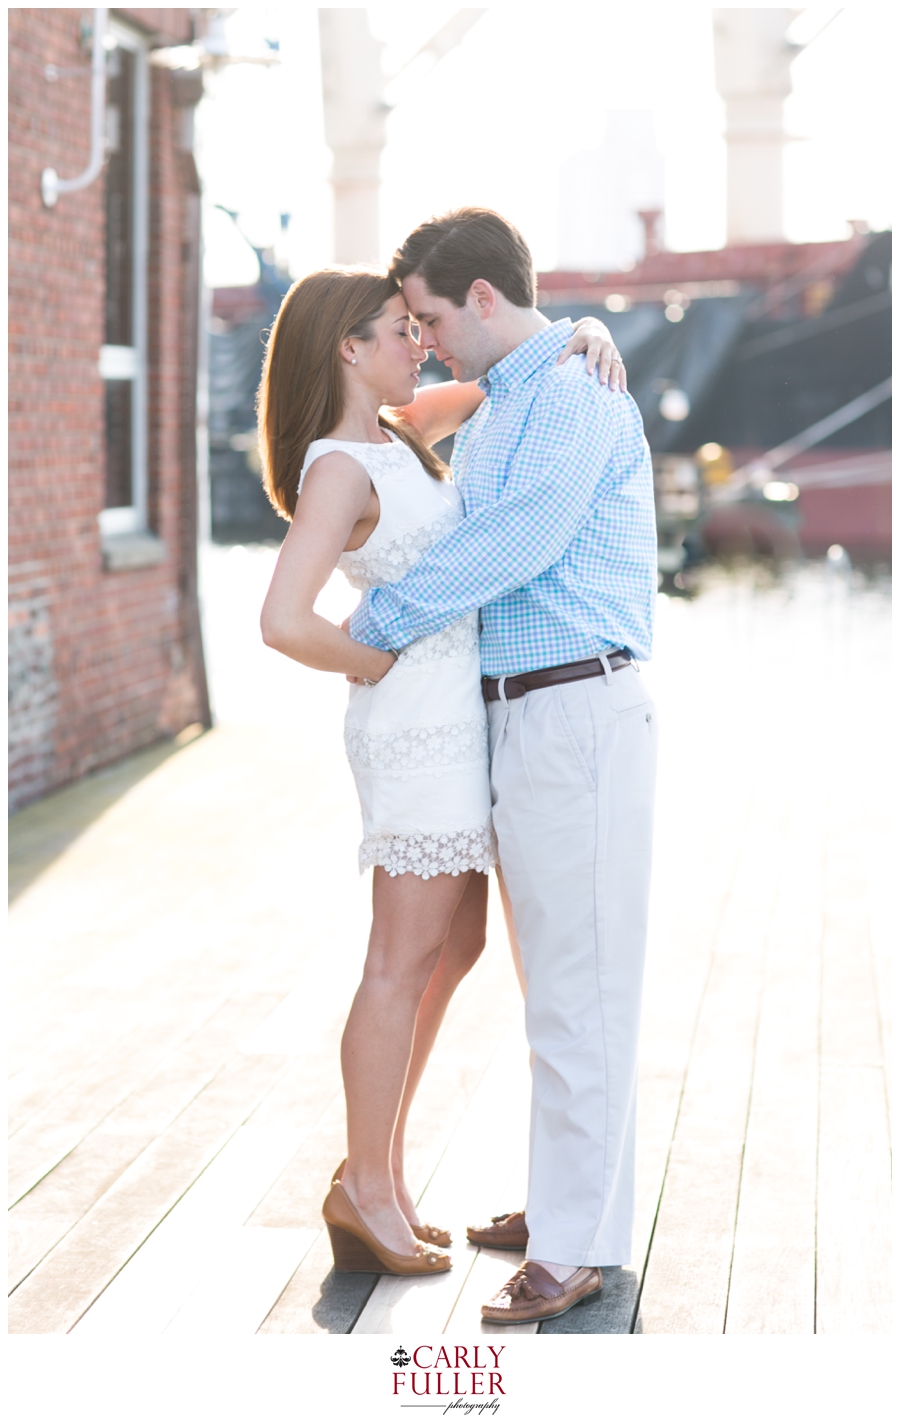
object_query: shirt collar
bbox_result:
[478,319,575,396]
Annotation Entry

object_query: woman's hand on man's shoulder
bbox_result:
[556,317,627,392]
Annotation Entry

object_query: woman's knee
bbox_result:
[362,941,443,999]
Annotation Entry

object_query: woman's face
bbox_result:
[352,292,425,406]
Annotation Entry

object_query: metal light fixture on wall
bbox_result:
[41,7,109,207]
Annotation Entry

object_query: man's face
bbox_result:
[402,273,496,384]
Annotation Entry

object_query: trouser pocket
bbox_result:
[552,683,597,793]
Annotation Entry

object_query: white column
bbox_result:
[713,8,800,244]
[318,9,388,265]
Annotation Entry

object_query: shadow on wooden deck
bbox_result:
[8,729,203,903]
[538,1267,640,1334]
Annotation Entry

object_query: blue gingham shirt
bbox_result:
[349,320,657,675]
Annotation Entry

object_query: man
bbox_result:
[349,208,658,1325]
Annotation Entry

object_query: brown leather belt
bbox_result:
[482,651,633,702]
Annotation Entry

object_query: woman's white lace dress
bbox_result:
[300,433,495,880]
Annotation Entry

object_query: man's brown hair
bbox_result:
[389,207,536,309]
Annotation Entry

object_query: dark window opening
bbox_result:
[104,380,133,507]
[104,45,134,348]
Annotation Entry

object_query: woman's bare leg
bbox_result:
[340,867,471,1255]
[391,871,489,1224]
[497,866,527,996]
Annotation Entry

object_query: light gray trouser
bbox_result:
[488,665,658,1267]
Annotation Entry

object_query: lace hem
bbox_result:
[337,505,461,589]
[359,821,497,879]
[345,715,488,779]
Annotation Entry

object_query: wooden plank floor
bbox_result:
[8,549,891,1335]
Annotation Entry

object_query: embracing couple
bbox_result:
[259,208,657,1326]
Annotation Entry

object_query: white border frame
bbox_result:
[99,16,149,538]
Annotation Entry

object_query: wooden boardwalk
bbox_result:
[8,552,891,1335]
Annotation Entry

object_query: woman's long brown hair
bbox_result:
[257,266,447,520]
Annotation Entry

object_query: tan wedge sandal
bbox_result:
[331,1161,452,1250]
[322,1164,451,1276]
[412,1222,452,1248]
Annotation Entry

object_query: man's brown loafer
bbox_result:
[481,1260,602,1325]
[466,1210,529,1250]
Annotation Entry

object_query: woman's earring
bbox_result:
[351,358,357,365]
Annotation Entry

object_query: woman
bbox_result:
[258,267,624,1276]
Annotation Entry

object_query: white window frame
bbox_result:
[98,16,149,539]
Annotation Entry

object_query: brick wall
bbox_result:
[8,9,209,810]
[118,10,193,45]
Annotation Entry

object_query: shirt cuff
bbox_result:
[349,597,393,650]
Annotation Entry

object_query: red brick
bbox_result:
[8,9,209,810]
